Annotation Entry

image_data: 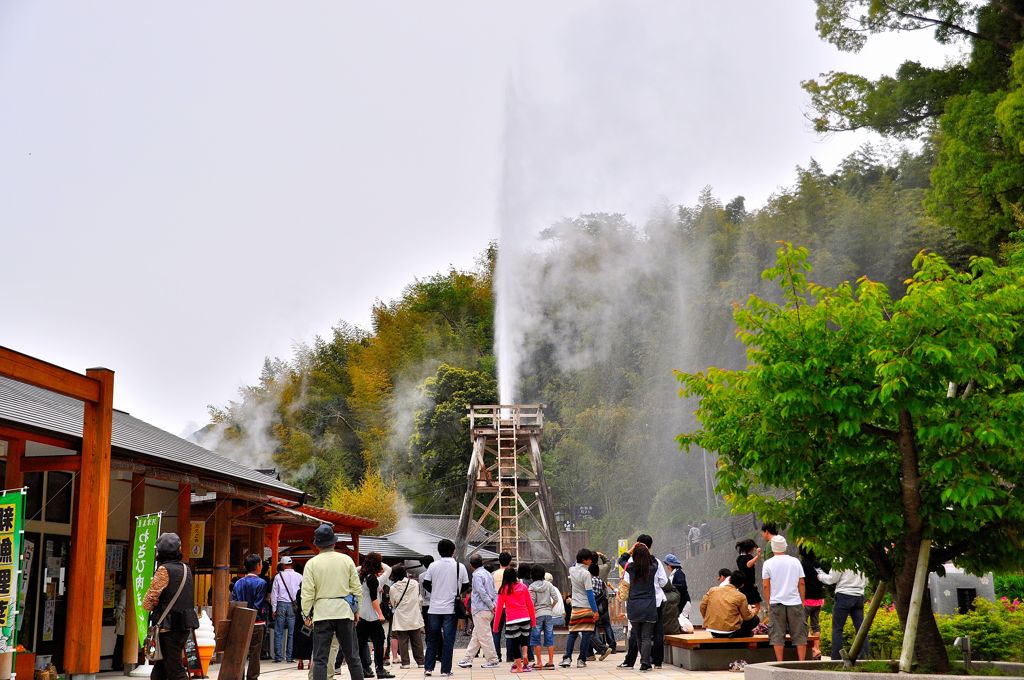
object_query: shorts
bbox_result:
[530,615,554,647]
[768,603,808,646]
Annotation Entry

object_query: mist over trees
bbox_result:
[201,146,962,541]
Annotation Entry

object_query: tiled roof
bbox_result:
[404,514,495,544]
[0,376,303,499]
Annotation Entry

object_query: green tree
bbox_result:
[806,1,1024,250]
[409,364,498,513]
[677,240,1024,670]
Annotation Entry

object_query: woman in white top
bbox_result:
[389,565,425,669]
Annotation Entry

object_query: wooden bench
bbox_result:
[664,632,820,671]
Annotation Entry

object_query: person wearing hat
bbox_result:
[143,533,199,680]
[301,524,364,680]
[663,554,691,618]
[761,535,808,661]
[272,555,303,662]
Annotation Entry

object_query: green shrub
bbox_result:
[819,598,1024,663]
[994,574,1024,602]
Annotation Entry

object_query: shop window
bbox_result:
[25,472,43,521]
[45,471,73,524]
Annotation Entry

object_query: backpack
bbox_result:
[380,583,394,621]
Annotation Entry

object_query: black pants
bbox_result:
[710,616,761,638]
[312,619,364,680]
[244,624,265,680]
[152,629,189,680]
[358,618,386,674]
[633,621,656,667]
[624,604,663,666]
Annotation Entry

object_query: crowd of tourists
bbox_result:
[137,520,868,680]
[697,523,869,663]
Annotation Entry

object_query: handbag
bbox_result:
[276,573,302,618]
[453,563,467,618]
[143,564,189,662]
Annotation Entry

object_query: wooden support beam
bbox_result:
[265,524,282,572]
[0,427,76,451]
[65,367,114,675]
[213,500,232,630]
[0,346,101,402]
[3,439,24,489]
[123,473,146,667]
[20,454,81,473]
[178,483,192,563]
[248,526,264,560]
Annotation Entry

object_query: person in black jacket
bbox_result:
[143,533,199,680]
[799,547,825,659]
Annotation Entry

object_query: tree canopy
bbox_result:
[677,239,1024,670]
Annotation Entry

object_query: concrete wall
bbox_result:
[929,566,996,615]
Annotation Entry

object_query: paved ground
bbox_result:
[200,650,735,680]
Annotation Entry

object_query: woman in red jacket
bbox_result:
[493,567,536,673]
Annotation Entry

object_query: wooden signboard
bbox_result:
[184,629,203,677]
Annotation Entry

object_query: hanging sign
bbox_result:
[189,521,205,559]
[131,512,162,641]
[0,488,25,652]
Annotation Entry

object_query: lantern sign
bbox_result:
[131,512,162,641]
[0,488,26,652]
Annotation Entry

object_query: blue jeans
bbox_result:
[274,604,296,661]
[832,593,868,661]
[530,615,554,647]
[563,630,593,662]
[424,613,458,674]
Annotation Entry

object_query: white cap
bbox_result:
[770,535,788,553]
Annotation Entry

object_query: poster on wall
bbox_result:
[0,488,25,652]
[189,521,205,559]
[18,539,33,633]
[131,512,162,641]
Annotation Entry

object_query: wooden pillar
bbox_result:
[248,526,264,561]
[352,531,360,565]
[3,439,23,488]
[178,483,192,563]
[123,473,146,667]
[265,524,282,573]
[65,367,114,677]
[213,500,232,628]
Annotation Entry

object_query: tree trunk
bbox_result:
[894,410,950,672]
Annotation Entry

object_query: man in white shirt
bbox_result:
[816,567,870,661]
[761,535,808,661]
[271,556,303,662]
[421,539,469,677]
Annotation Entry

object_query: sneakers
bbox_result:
[482,661,502,669]
[400,665,411,670]
[599,649,612,661]
[587,656,596,662]
[423,672,432,677]
[616,662,633,669]
[728,660,748,673]
[639,664,652,673]
[457,660,473,669]
[577,660,587,669]
[379,673,396,679]
[440,674,455,678]
[558,658,572,668]
[543,663,555,670]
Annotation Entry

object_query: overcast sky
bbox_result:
[0,2,956,436]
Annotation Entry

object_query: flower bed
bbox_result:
[819,599,1024,663]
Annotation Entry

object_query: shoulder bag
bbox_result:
[453,563,467,618]
[143,564,189,662]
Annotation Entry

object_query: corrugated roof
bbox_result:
[406,514,495,544]
[337,534,425,561]
[0,376,303,499]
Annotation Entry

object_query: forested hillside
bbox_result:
[199,146,966,543]
[203,0,1024,546]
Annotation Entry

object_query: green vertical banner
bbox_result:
[0,488,25,652]
[131,512,162,641]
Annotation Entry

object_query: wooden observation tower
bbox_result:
[456,405,567,584]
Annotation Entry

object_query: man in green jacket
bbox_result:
[301,524,364,680]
